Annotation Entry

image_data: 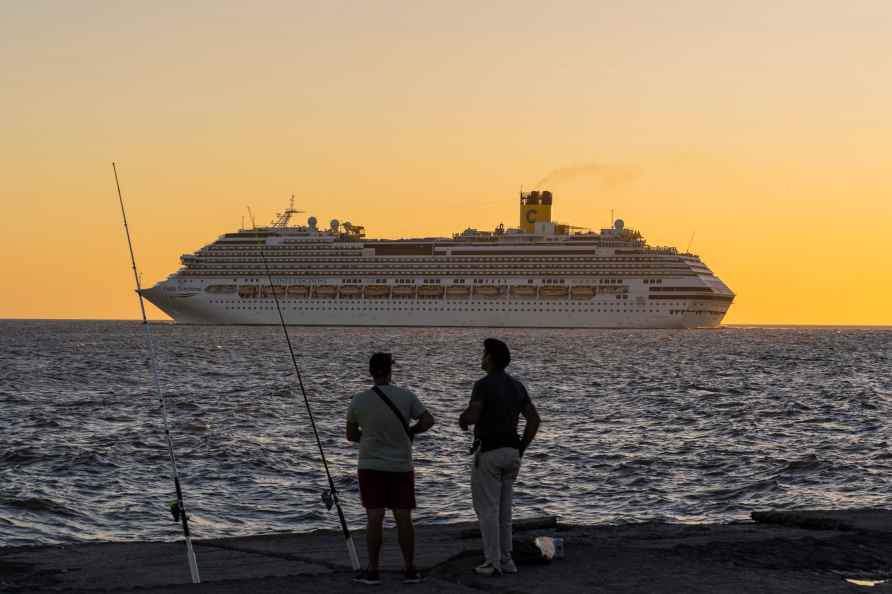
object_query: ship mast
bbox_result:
[272,195,304,228]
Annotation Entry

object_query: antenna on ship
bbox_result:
[246,206,256,229]
[272,195,304,228]
[111,163,201,584]
[686,230,696,254]
[257,249,361,573]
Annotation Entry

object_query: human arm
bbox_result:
[346,399,361,442]
[458,401,482,431]
[346,420,362,443]
[518,400,540,456]
[459,381,483,431]
[409,410,435,439]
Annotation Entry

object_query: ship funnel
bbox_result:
[519,190,553,233]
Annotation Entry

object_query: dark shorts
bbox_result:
[358,469,416,510]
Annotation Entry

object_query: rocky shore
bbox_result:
[3,510,891,593]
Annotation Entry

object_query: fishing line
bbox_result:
[113,162,201,584]
[259,246,361,571]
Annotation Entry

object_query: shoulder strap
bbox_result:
[371,386,412,439]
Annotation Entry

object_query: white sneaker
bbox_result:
[501,559,518,574]
[474,561,502,576]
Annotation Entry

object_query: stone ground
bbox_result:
[3,510,892,593]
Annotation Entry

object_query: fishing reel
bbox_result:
[169,500,183,522]
[321,489,334,511]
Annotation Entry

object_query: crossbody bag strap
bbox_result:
[371,385,412,439]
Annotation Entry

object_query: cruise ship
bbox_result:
[141,191,735,328]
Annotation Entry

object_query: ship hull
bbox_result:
[142,287,731,329]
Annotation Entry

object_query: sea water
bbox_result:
[1,321,889,545]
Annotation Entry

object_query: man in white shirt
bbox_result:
[347,353,435,585]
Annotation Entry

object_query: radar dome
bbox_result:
[308,216,317,228]
[614,219,625,231]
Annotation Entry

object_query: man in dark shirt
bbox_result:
[458,338,540,576]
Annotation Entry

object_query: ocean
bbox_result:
[1,321,890,546]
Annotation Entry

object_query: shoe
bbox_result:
[474,561,502,576]
[501,559,518,574]
[403,569,424,584]
[353,569,381,585]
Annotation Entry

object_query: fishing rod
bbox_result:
[260,247,361,572]
[113,163,201,584]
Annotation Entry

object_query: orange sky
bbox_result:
[2,2,890,325]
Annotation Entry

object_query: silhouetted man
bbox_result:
[459,338,540,576]
[347,353,435,585]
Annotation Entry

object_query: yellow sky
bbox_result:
[2,1,890,324]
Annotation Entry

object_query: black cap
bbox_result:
[369,352,393,377]
[483,338,510,369]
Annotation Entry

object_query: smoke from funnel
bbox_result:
[534,162,640,190]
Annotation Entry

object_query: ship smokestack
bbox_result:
[519,190,553,233]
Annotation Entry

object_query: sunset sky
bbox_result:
[2,1,890,325]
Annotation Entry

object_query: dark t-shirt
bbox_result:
[471,369,531,452]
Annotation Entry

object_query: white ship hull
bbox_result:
[142,286,731,329]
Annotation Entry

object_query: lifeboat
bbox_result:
[364,285,391,299]
[445,286,470,298]
[260,285,286,298]
[473,286,503,298]
[570,286,595,300]
[509,286,537,298]
[206,284,237,294]
[539,286,569,299]
[286,285,309,298]
[391,286,417,298]
[339,285,362,298]
[238,285,258,298]
[313,285,337,298]
[417,286,444,298]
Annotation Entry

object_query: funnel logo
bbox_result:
[526,209,538,223]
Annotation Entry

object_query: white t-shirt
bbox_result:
[347,385,426,472]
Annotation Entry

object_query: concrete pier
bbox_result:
[2,510,892,592]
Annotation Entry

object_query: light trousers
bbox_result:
[471,447,521,570]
